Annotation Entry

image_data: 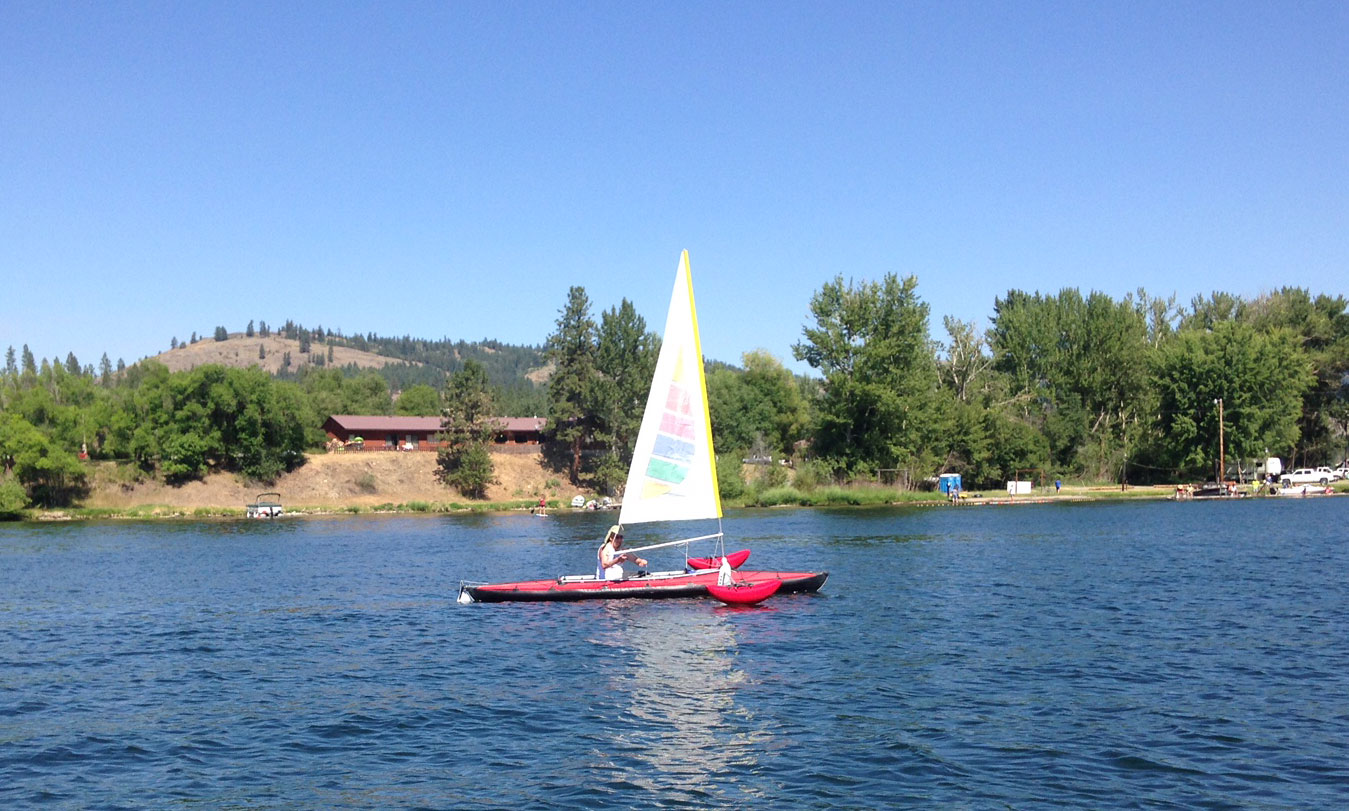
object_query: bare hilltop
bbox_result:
[151,333,402,375]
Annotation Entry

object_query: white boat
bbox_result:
[1275,484,1334,497]
[459,251,826,603]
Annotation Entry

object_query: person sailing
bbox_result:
[597,525,646,580]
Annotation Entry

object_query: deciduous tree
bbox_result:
[793,273,941,478]
[1152,321,1312,478]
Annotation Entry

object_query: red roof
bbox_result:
[497,417,547,432]
[324,415,546,433]
[326,415,442,433]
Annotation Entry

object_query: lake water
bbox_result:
[2,498,1347,809]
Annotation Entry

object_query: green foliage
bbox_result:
[110,363,308,483]
[1,283,1343,510]
[394,384,441,416]
[436,442,496,499]
[1151,321,1313,477]
[708,350,808,458]
[0,412,87,506]
[0,475,30,516]
[589,299,659,493]
[989,288,1151,479]
[545,286,599,484]
[758,462,789,489]
[715,453,746,500]
[436,361,498,498]
[793,273,942,477]
[790,459,829,492]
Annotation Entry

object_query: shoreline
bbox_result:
[10,478,1340,523]
[11,486,1173,522]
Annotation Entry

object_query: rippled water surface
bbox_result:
[3,499,1348,808]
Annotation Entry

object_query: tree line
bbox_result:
[538,279,1347,494]
[3,280,1346,513]
[0,357,475,511]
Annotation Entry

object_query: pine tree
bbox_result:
[437,360,498,498]
[214,326,228,342]
[246,320,255,338]
[591,299,658,491]
[546,286,599,484]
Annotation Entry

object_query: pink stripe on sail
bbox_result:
[659,412,696,440]
[664,384,692,415]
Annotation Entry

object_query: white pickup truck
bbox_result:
[1281,468,1332,487]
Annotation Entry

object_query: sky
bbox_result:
[3,1,1346,376]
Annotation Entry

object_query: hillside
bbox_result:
[146,330,551,395]
[151,334,406,375]
[82,449,587,511]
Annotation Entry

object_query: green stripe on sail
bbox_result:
[645,457,688,485]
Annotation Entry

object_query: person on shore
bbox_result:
[597,525,646,580]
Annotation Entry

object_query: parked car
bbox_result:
[1281,468,1331,487]
[1333,465,1349,480]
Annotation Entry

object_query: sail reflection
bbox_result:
[596,603,770,801]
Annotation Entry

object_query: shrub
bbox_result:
[791,460,827,492]
[759,463,789,489]
[436,442,497,499]
[0,477,29,518]
[716,453,745,500]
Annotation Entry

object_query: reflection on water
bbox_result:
[589,603,769,802]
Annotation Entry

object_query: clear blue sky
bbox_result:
[3,1,1346,375]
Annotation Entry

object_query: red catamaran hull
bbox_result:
[461,570,827,603]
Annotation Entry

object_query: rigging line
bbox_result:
[623,532,724,555]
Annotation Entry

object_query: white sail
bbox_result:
[618,251,722,527]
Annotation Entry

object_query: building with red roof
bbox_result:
[322,415,546,451]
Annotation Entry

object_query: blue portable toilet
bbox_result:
[938,473,962,494]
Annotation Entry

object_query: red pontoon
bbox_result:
[685,549,750,570]
[459,568,826,603]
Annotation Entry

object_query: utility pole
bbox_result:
[1215,397,1225,482]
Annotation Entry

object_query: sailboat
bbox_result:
[458,251,827,604]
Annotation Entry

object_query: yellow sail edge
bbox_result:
[682,250,723,518]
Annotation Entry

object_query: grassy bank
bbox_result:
[10,480,1341,522]
[16,498,563,521]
